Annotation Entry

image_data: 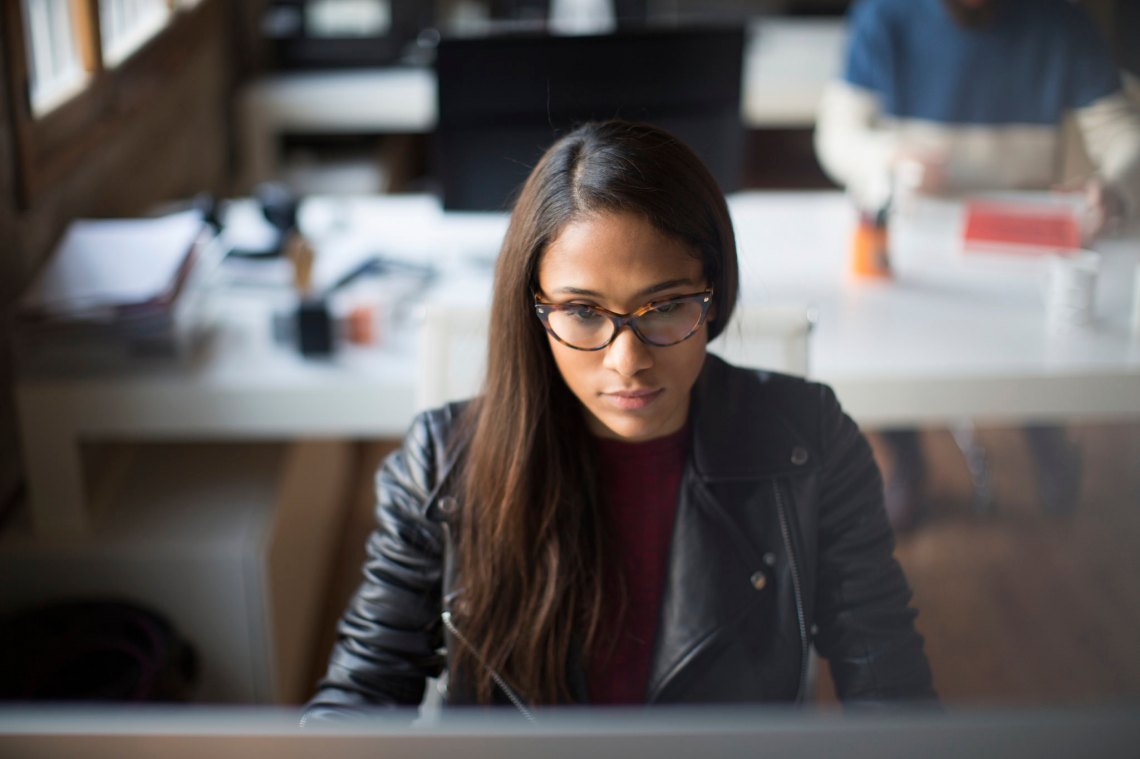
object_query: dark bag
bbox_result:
[0,599,197,702]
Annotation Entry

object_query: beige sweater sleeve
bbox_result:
[813,80,898,212]
[1074,88,1140,218]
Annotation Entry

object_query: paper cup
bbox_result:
[1131,262,1140,336]
[1045,251,1100,332]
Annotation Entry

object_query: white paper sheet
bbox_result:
[22,210,204,316]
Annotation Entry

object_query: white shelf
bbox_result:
[237,19,847,183]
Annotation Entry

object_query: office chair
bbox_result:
[415,303,491,411]
[707,304,817,377]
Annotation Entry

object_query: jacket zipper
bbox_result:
[441,610,537,723]
[772,480,810,702]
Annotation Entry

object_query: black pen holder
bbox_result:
[295,298,334,357]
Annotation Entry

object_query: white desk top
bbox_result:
[728,192,1140,423]
[21,191,1140,428]
[15,191,1140,532]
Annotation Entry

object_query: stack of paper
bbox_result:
[962,199,1083,254]
[16,211,212,372]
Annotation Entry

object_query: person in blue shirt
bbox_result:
[818,0,1139,226]
[815,0,1140,528]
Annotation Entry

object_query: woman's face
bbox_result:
[537,211,709,442]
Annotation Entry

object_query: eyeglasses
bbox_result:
[534,288,714,351]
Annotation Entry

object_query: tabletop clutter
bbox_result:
[14,186,436,373]
[14,187,1137,381]
[850,189,1123,336]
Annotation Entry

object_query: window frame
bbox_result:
[2,0,220,207]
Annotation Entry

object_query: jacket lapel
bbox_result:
[647,355,817,701]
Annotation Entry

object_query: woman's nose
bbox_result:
[603,325,653,376]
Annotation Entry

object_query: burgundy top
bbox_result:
[588,422,690,704]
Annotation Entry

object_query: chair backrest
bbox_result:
[434,24,745,211]
[417,302,816,411]
[707,304,816,377]
[415,303,491,411]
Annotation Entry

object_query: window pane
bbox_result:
[100,0,171,68]
[20,0,90,116]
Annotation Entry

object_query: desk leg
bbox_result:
[16,387,88,534]
[952,422,995,516]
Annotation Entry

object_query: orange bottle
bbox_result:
[851,211,892,279]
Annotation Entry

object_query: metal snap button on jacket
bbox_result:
[791,446,809,465]
[749,571,767,591]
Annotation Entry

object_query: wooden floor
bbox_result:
[307,422,1140,707]
[873,422,1140,706]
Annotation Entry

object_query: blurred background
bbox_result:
[0,0,1138,714]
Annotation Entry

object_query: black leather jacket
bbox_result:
[304,355,935,720]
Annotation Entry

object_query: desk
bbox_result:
[238,19,846,184]
[14,191,1140,534]
[728,193,1140,426]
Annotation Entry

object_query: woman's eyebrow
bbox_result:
[553,286,603,296]
[638,278,699,297]
[553,278,698,298]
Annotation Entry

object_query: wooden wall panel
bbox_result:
[0,2,240,515]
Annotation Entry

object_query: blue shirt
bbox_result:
[843,0,1122,126]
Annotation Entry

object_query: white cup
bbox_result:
[1130,262,1140,336]
[1045,251,1100,332]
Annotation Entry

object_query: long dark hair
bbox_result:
[453,120,739,705]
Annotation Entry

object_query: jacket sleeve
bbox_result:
[301,411,449,723]
[813,0,898,212]
[809,385,936,703]
[814,80,898,212]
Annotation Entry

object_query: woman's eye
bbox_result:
[568,305,602,322]
[652,302,681,315]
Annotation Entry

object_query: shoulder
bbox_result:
[1025,0,1113,50]
[847,0,918,33]
[1039,0,1102,26]
[842,0,924,90]
[702,354,840,426]
[1029,0,1122,105]
[397,401,469,473]
[377,400,471,520]
[405,400,469,456]
[692,356,850,477]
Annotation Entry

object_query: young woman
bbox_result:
[304,121,935,720]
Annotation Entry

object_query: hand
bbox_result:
[893,152,948,196]
[1082,179,1126,240]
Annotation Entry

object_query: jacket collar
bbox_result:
[689,354,818,481]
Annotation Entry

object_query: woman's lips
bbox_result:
[603,388,664,411]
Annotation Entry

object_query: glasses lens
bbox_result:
[635,299,705,346]
[546,305,614,349]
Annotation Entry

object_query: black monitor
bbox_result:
[434,25,746,211]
